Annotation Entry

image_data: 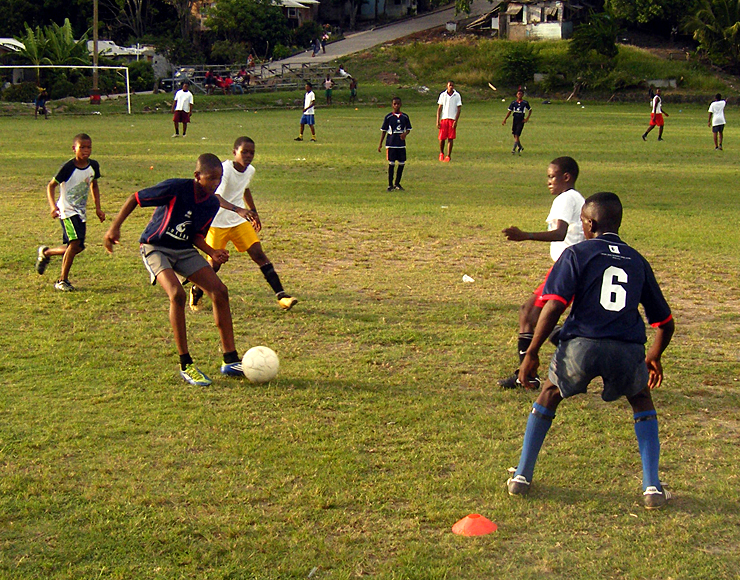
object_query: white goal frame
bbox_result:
[0,65,131,114]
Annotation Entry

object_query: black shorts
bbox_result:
[60,214,86,250]
[712,124,725,133]
[512,116,525,136]
[387,147,407,164]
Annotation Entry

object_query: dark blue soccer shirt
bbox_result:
[542,234,672,344]
[508,99,531,117]
[380,112,412,148]
[136,178,220,249]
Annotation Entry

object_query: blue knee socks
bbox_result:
[515,402,555,482]
[634,410,661,491]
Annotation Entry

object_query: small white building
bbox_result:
[467,0,582,40]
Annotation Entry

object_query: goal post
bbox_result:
[0,65,131,114]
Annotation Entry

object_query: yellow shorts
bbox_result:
[205,221,259,252]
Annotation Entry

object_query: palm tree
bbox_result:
[15,25,50,84]
[684,0,740,70]
[45,19,90,66]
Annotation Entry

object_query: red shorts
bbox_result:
[532,266,573,309]
[438,118,457,141]
[649,113,664,127]
[173,110,191,124]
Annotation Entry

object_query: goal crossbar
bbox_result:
[0,65,131,114]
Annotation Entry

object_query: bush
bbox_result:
[126,60,156,91]
[500,44,539,87]
[0,81,39,103]
[209,40,250,65]
[291,21,322,50]
[272,44,293,60]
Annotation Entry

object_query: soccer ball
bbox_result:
[241,346,279,383]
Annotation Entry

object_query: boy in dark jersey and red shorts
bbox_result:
[506,192,675,509]
[104,153,244,387]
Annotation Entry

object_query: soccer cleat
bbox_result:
[512,149,517,155]
[310,137,316,142]
[507,474,531,496]
[657,137,664,141]
[394,184,405,191]
[387,186,394,192]
[642,134,647,141]
[54,279,75,292]
[180,364,212,387]
[220,361,244,377]
[498,370,540,390]
[36,246,50,275]
[518,144,524,152]
[719,145,723,150]
[172,133,179,138]
[439,152,445,161]
[443,156,451,162]
[294,136,303,141]
[189,285,204,311]
[278,295,298,310]
[643,486,672,509]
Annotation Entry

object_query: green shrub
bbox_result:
[272,44,292,60]
[0,81,39,103]
[499,44,540,87]
[126,60,155,91]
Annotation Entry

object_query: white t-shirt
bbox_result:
[211,160,256,228]
[303,91,316,115]
[437,90,462,120]
[54,159,101,221]
[709,100,726,125]
[651,95,662,114]
[174,89,194,113]
[546,188,585,261]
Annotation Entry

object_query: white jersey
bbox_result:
[651,95,662,114]
[437,89,462,120]
[173,89,193,113]
[53,159,101,221]
[709,100,726,125]
[211,160,256,228]
[546,188,585,262]
[303,91,316,115]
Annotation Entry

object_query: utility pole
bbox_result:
[91,0,100,103]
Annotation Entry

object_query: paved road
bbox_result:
[275,2,495,66]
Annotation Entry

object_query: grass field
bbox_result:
[1,98,739,579]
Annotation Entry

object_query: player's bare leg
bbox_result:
[59,239,83,282]
[247,242,270,267]
[188,265,236,354]
[156,269,189,355]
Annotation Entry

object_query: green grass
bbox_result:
[1,101,739,579]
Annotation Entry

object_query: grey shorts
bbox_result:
[140,244,209,285]
[548,337,648,402]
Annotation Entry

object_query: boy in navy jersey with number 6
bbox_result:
[104,153,244,387]
[507,192,675,509]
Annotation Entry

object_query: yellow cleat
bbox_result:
[278,295,298,310]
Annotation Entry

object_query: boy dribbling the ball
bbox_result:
[36,133,106,291]
[103,153,244,387]
[189,136,297,312]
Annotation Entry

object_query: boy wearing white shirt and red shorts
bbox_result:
[190,136,298,312]
[499,156,585,389]
[436,81,462,162]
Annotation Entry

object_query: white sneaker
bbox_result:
[643,486,672,509]
[507,474,530,496]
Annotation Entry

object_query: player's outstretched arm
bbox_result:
[194,236,229,265]
[519,299,567,388]
[104,194,138,253]
[646,318,675,389]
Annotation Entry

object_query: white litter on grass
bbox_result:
[581,106,585,109]
[441,205,449,209]
[201,137,207,140]
[577,101,581,105]
[462,274,475,283]
[293,158,307,161]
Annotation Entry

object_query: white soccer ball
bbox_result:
[241,346,279,383]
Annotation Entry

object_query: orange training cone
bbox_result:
[452,514,497,536]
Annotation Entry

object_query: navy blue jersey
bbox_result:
[542,234,672,344]
[380,112,412,148]
[136,178,220,249]
[508,99,531,117]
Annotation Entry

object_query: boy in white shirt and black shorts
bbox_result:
[708,93,726,150]
[190,136,298,312]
